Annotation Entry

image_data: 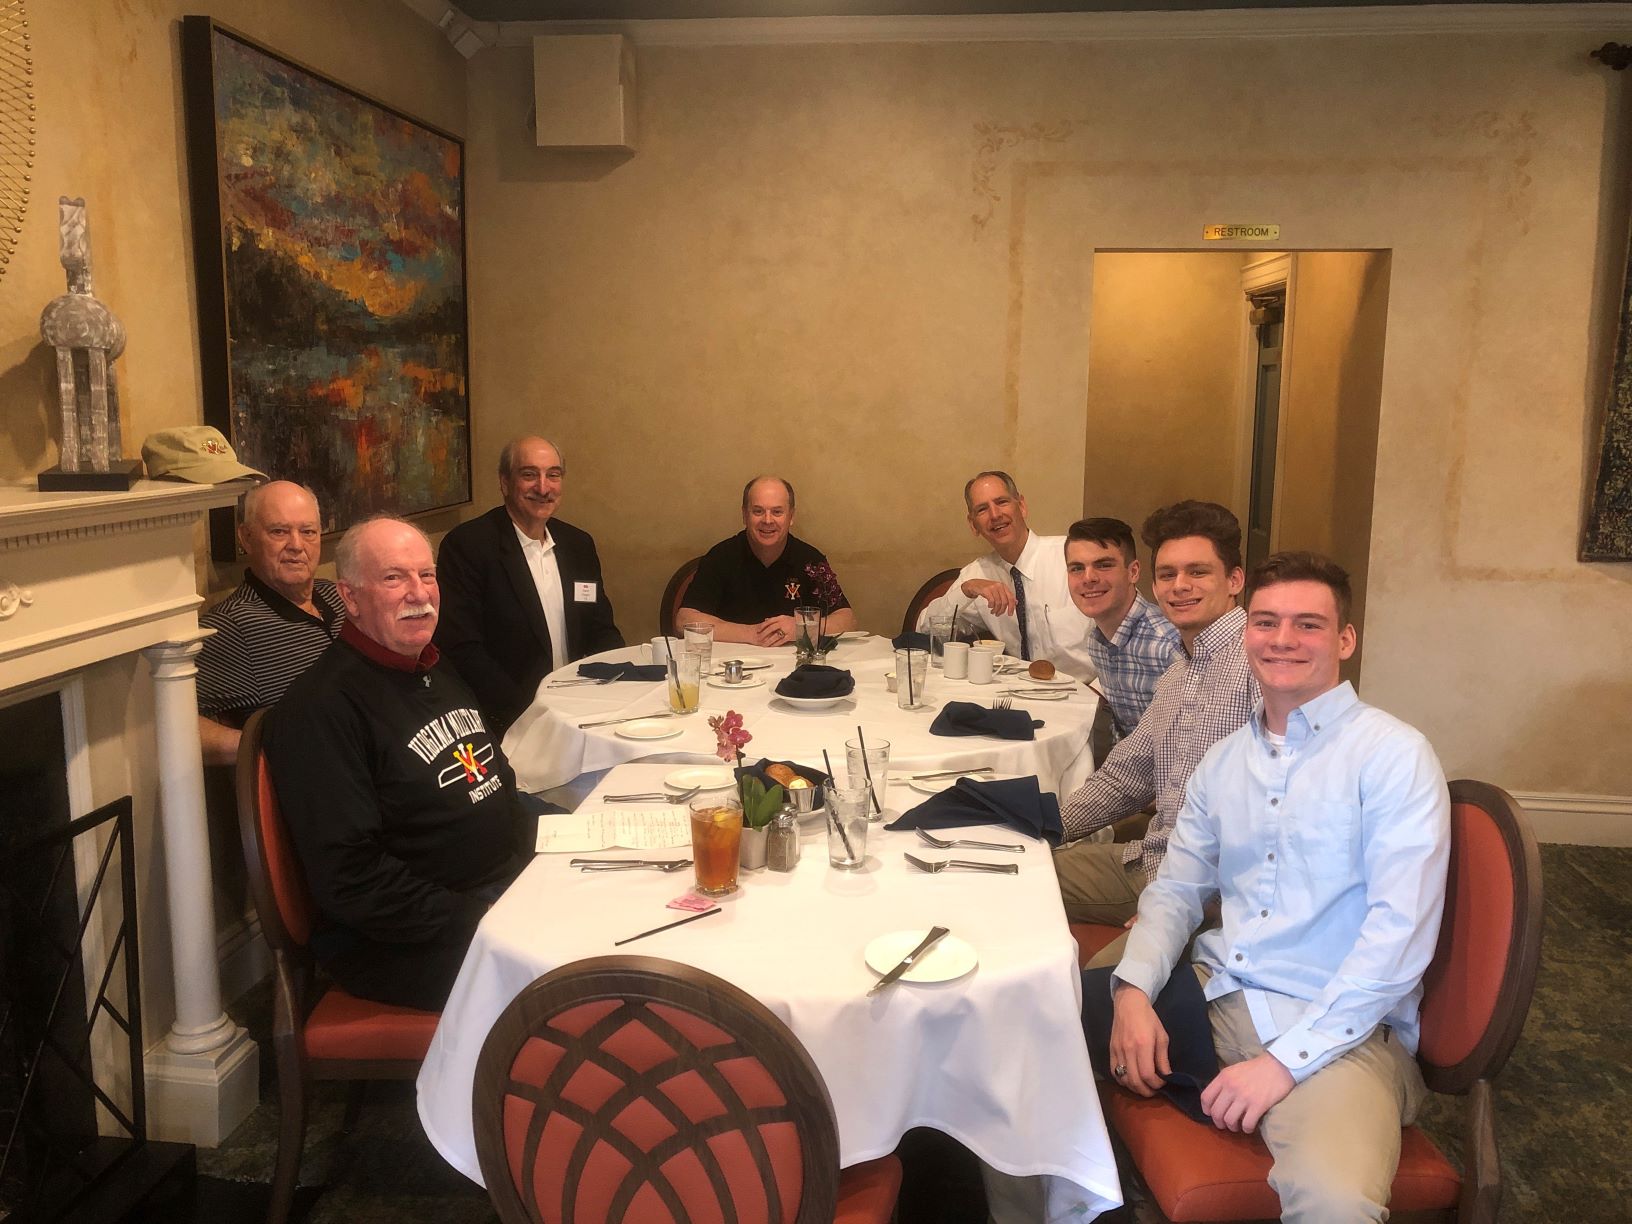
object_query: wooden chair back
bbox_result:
[474,954,843,1224]
[659,556,702,637]
[900,567,960,636]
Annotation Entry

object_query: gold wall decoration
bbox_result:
[0,0,32,282]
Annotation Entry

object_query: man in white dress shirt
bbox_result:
[916,471,1096,679]
[1106,551,1450,1223]
[435,436,623,735]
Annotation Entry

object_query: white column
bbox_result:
[141,636,259,1145]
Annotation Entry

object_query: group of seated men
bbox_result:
[196,439,1450,1223]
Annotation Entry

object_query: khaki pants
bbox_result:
[1054,838,1146,921]
[1208,988,1427,1223]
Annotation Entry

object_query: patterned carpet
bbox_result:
[188,843,1632,1222]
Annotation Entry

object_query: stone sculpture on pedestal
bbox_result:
[37,196,142,491]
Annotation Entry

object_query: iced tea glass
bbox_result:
[689,796,742,897]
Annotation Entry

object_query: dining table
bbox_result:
[415,760,1125,1220]
[501,633,1102,802]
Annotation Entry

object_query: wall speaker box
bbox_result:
[533,34,635,151]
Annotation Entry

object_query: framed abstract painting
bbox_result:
[180,17,471,558]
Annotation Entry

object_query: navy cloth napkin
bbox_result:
[891,631,931,652]
[1080,963,1220,1126]
[929,700,1040,741]
[887,775,1064,846]
[774,665,855,699]
[577,661,667,682]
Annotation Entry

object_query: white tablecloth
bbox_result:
[502,637,1100,798]
[417,761,1122,1219]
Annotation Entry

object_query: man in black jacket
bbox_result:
[264,516,528,1011]
[434,436,624,734]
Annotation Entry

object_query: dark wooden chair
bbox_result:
[1099,779,1544,1223]
[900,567,960,636]
[473,954,903,1223]
[659,555,702,637]
[235,709,441,1224]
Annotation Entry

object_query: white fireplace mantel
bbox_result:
[1,478,260,1146]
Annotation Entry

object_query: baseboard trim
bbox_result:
[216,915,271,1006]
[1509,791,1632,847]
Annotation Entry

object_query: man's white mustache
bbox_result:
[397,604,435,620]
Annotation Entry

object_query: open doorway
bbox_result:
[1083,250,1391,679]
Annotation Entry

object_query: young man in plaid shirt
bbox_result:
[1053,501,1259,969]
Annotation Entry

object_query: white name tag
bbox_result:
[574,581,598,603]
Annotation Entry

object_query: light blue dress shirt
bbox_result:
[1114,682,1450,1082]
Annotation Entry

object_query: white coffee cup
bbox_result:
[942,641,971,679]
[967,647,996,684]
[647,635,682,665]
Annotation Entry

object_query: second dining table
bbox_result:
[502,633,1102,799]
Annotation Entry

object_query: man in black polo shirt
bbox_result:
[197,481,344,765]
[676,475,858,645]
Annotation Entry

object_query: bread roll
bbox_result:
[1028,659,1056,681]
[765,763,800,787]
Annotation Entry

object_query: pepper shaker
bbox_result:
[767,804,802,872]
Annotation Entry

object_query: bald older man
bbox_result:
[197,480,345,765]
[677,475,858,646]
[263,517,528,1011]
[435,436,624,734]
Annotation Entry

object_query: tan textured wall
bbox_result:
[466,30,1632,796]
[1083,252,1246,535]
[0,0,466,1035]
[1277,250,1391,673]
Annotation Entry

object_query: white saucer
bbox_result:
[837,630,872,641]
[773,693,856,711]
[614,720,685,741]
[907,771,1021,796]
[706,674,765,690]
[864,930,978,985]
[716,654,771,669]
[664,765,735,792]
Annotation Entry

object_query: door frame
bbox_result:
[1233,253,1296,555]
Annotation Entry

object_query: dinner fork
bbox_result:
[903,852,1019,876]
[602,787,700,804]
[570,858,693,872]
[990,697,1013,711]
[546,676,617,688]
[915,828,1027,854]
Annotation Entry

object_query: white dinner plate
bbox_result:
[614,720,685,741]
[864,930,978,985]
[773,693,856,711]
[705,675,765,690]
[837,630,873,641]
[907,771,1022,796]
[664,765,736,792]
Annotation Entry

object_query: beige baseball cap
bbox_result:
[141,426,266,484]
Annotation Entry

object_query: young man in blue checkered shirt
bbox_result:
[1066,517,1182,739]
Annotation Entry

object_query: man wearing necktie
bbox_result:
[914,470,1096,679]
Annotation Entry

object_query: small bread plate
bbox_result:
[864,929,978,986]
[706,674,765,690]
[716,654,771,669]
[907,770,1021,797]
[615,720,685,741]
[664,765,736,792]
[773,693,856,712]
[837,630,873,641]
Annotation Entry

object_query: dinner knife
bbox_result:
[911,767,996,781]
[866,925,951,997]
[578,711,677,730]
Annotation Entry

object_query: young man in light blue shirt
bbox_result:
[1107,551,1450,1223]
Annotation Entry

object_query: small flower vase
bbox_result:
[793,606,822,666]
[739,824,769,871]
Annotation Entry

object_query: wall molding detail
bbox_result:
[493,4,1632,48]
[1510,790,1632,846]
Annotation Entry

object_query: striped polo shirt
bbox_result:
[196,571,345,726]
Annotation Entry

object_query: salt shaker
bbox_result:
[767,804,802,872]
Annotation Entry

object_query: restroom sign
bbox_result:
[1204,223,1280,241]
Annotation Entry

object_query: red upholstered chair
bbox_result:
[900,567,961,636]
[1070,922,1128,968]
[1099,779,1543,1223]
[236,709,442,1224]
[472,954,903,1223]
[660,556,703,637]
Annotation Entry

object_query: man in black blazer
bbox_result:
[435,436,624,734]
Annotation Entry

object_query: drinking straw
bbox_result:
[662,634,679,690]
[906,647,916,707]
[822,748,855,859]
[614,908,721,946]
[855,725,883,816]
